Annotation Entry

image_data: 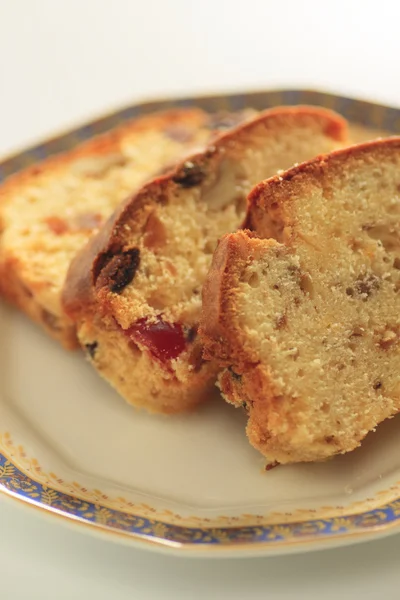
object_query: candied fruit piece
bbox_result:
[125,317,187,362]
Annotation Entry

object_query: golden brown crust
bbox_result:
[200,137,400,462]
[200,231,272,366]
[244,136,400,237]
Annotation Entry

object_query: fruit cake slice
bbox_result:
[200,138,400,463]
[0,107,253,348]
[63,106,348,413]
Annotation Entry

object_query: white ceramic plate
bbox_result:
[1,89,400,557]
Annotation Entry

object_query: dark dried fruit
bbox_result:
[105,248,140,293]
[373,380,382,390]
[85,341,98,358]
[186,326,198,343]
[172,161,206,188]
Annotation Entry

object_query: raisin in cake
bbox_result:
[200,138,400,463]
[62,106,348,413]
[0,107,253,348]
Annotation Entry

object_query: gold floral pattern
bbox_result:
[3,431,400,530]
[2,430,400,549]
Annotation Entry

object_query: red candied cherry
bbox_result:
[124,317,189,362]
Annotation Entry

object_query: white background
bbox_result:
[1,0,400,597]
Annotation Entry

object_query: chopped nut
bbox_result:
[350,326,364,337]
[379,329,398,349]
[299,272,314,297]
[355,272,380,299]
[172,161,206,188]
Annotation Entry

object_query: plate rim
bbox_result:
[1,86,400,182]
[2,441,400,556]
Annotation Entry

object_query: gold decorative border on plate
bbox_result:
[2,430,400,550]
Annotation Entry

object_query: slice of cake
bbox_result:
[200,138,400,463]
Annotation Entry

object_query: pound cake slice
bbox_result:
[200,138,400,463]
[0,107,253,348]
[63,106,348,413]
